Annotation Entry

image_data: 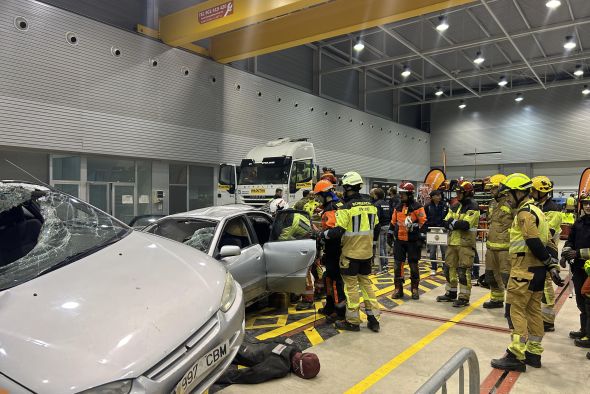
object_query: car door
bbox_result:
[263,210,316,293]
[215,215,266,303]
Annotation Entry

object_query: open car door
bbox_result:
[264,209,316,293]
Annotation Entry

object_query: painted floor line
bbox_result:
[344,293,490,394]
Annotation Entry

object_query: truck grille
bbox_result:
[144,313,220,381]
[242,196,272,206]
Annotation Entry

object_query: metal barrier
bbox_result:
[415,348,480,394]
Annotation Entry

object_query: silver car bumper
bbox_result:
[131,285,245,394]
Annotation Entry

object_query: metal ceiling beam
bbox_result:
[398,77,590,107]
[160,0,331,47]
[209,0,476,63]
[479,0,546,89]
[565,0,584,51]
[465,8,512,64]
[378,26,481,97]
[367,50,590,93]
[321,16,590,75]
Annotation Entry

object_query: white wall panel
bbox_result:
[0,0,430,181]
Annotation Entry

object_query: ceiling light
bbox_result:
[498,76,508,87]
[458,100,466,109]
[574,65,584,77]
[545,0,561,9]
[353,38,364,52]
[583,85,590,95]
[435,87,444,96]
[473,51,485,65]
[401,66,411,78]
[436,16,449,32]
[564,36,577,50]
[515,93,523,102]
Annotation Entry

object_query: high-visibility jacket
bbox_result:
[562,212,576,225]
[303,199,321,219]
[486,196,513,250]
[390,201,426,242]
[327,193,379,260]
[509,199,549,255]
[444,198,480,247]
[279,213,311,240]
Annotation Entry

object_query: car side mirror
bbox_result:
[219,245,241,258]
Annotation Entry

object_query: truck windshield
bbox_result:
[238,162,291,185]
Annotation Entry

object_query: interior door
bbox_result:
[264,210,315,293]
[88,183,109,213]
[112,184,136,226]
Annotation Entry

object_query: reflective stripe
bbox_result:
[580,248,590,259]
[342,230,372,236]
[500,205,512,213]
[509,200,549,254]
[528,335,543,342]
[541,307,555,316]
[486,241,510,249]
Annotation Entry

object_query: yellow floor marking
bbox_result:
[424,279,441,286]
[344,293,490,394]
[403,289,413,297]
[256,314,319,340]
[245,314,288,330]
[304,327,324,346]
[390,298,404,305]
[418,285,430,292]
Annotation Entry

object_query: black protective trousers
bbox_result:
[322,248,345,314]
[572,262,588,333]
[393,240,421,288]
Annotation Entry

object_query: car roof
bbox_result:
[167,204,261,220]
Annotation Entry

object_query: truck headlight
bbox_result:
[79,380,132,394]
[220,271,237,312]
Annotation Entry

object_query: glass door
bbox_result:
[88,183,110,213]
[112,184,136,226]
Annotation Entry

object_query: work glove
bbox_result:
[549,267,565,287]
[445,219,456,231]
[404,216,413,227]
[559,256,568,268]
[562,247,577,260]
[408,222,419,233]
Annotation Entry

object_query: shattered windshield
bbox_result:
[144,218,217,254]
[0,182,130,291]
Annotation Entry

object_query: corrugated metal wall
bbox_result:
[0,0,430,181]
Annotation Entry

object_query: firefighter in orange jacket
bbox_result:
[388,182,427,299]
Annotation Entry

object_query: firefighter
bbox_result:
[436,181,480,307]
[314,180,345,322]
[322,171,380,332]
[387,182,426,299]
[531,176,562,332]
[563,192,590,344]
[491,173,564,372]
[483,174,514,309]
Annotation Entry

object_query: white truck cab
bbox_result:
[218,138,318,207]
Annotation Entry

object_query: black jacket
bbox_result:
[374,198,392,229]
[565,214,590,267]
[424,201,449,231]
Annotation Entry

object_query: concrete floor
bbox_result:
[221,266,590,394]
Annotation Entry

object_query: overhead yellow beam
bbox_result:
[160,0,331,47]
[210,0,476,64]
[136,24,210,57]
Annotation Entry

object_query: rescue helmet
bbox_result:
[531,176,553,193]
[340,171,363,187]
[484,174,506,191]
[579,192,590,204]
[499,173,532,195]
[566,196,577,210]
[314,179,334,194]
[291,352,320,379]
[398,181,415,194]
[269,198,289,214]
[454,180,474,196]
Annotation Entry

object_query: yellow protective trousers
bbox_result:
[444,245,474,301]
[541,273,556,325]
[485,249,510,302]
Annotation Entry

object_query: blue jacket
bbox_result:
[424,201,449,231]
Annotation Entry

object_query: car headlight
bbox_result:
[78,380,132,394]
[220,271,237,312]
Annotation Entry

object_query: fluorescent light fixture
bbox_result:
[515,93,523,102]
[401,66,411,78]
[458,100,466,109]
[583,85,590,95]
[574,65,584,77]
[436,16,449,32]
[545,0,561,9]
[435,87,444,96]
[473,51,485,65]
[564,36,577,50]
[498,76,508,87]
[353,38,364,52]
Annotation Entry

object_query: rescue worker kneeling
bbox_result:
[387,182,426,300]
[437,181,480,307]
[491,173,564,372]
[321,171,381,332]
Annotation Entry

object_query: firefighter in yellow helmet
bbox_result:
[531,176,562,332]
[491,173,564,372]
[563,195,577,225]
[322,171,380,332]
[483,174,515,309]
[436,180,480,307]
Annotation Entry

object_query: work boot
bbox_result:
[453,298,470,308]
[570,330,586,339]
[543,322,555,332]
[335,320,360,332]
[392,279,405,299]
[367,315,380,333]
[574,337,590,348]
[586,352,590,360]
[411,288,420,300]
[483,300,504,309]
[295,301,314,311]
[491,350,526,372]
[436,291,457,302]
[317,307,333,316]
[524,351,542,368]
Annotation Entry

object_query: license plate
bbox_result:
[250,188,266,195]
[174,341,229,394]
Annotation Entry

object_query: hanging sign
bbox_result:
[198,1,234,24]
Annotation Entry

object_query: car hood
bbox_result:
[0,231,227,394]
